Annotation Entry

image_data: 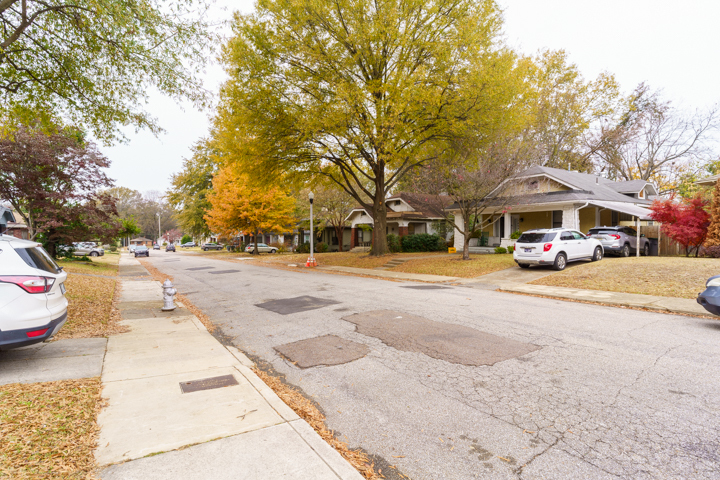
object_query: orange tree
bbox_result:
[204,165,296,254]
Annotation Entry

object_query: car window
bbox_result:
[15,246,61,274]
[589,229,618,235]
[560,232,574,241]
[517,232,557,243]
[571,231,585,240]
[624,227,637,235]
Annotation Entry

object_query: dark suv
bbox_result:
[586,226,650,257]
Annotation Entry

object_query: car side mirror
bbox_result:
[640,234,646,237]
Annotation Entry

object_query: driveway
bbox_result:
[145,251,720,479]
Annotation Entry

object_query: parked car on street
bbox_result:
[245,243,277,254]
[513,228,603,271]
[180,242,197,248]
[586,226,650,257]
[128,245,137,253]
[134,245,150,257]
[0,235,68,350]
[153,244,160,250]
[58,242,105,257]
[697,275,720,315]
[201,242,224,251]
[165,244,176,252]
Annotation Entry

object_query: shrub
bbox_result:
[494,246,507,254]
[701,245,720,258]
[315,242,329,253]
[109,245,117,252]
[401,233,446,252]
[268,242,287,253]
[447,236,454,248]
[507,246,514,254]
[180,234,192,244]
[296,242,310,254]
[387,234,402,253]
[510,230,522,240]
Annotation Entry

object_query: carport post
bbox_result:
[636,216,640,257]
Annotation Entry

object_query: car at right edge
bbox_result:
[513,228,604,271]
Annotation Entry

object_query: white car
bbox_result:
[0,235,68,350]
[245,243,277,254]
[513,228,603,270]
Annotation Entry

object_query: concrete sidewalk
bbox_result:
[97,255,362,480]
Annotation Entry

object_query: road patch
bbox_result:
[255,296,340,315]
[274,335,370,368]
[343,310,538,366]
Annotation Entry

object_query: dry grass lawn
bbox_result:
[55,272,126,340]
[57,258,118,277]
[256,251,449,269]
[531,257,719,299]
[0,378,103,479]
[394,254,517,278]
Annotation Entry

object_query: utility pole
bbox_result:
[156,212,161,244]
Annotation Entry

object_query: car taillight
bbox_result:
[26,328,50,338]
[0,276,54,294]
[543,243,552,252]
[609,234,621,240]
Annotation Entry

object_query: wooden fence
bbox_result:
[640,225,683,256]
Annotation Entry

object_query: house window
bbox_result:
[639,190,645,199]
[528,180,539,190]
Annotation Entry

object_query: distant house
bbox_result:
[345,193,450,249]
[447,166,658,249]
[0,205,29,239]
[695,173,720,187]
[129,236,154,246]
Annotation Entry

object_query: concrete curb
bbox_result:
[497,283,713,318]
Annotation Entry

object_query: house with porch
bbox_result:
[449,166,658,250]
[346,193,450,249]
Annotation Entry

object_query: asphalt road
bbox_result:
[145,251,720,480]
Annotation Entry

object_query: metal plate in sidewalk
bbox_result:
[180,374,239,394]
[186,266,214,271]
[209,270,241,275]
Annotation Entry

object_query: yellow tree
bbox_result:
[217,0,524,256]
[205,165,296,254]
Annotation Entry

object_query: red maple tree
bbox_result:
[649,194,710,257]
[0,124,120,256]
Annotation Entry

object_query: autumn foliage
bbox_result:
[703,180,720,248]
[649,194,710,257]
[204,165,295,253]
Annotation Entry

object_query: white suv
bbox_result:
[513,228,604,270]
[0,235,68,350]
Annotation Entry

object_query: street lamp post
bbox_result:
[156,212,161,245]
[308,191,317,267]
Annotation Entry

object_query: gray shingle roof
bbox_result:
[517,166,652,205]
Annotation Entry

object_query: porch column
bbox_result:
[453,213,464,251]
[595,207,601,228]
[503,211,511,239]
[561,205,576,229]
[279,234,284,245]
[350,227,357,248]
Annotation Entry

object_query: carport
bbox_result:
[588,201,654,257]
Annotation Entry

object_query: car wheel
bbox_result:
[643,243,650,256]
[518,263,530,269]
[270,249,277,254]
[90,251,99,257]
[203,248,208,251]
[621,244,630,257]
[553,253,567,271]
[592,246,603,262]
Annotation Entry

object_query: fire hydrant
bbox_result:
[162,279,177,311]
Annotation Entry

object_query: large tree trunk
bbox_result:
[253,229,259,255]
[334,224,345,252]
[370,172,388,256]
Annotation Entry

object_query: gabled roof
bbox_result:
[386,192,451,218]
[0,204,16,225]
[696,174,720,186]
[130,236,154,242]
[516,166,653,204]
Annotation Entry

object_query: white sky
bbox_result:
[104,0,720,193]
